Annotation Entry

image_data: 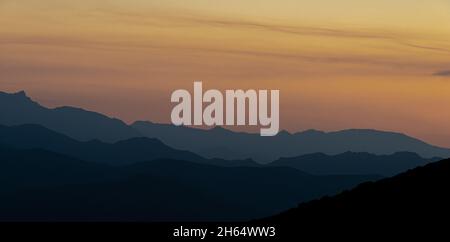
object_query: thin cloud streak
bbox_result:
[176,17,395,40]
[96,8,401,40]
[0,34,444,70]
[399,42,450,54]
[433,70,450,76]
[1,34,448,71]
[183,16,450,55]
[93,8,450,55]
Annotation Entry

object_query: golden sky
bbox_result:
[1,0,450,146]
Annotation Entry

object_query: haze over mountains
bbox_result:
[133,121,450,162]
[0,144,378,221]
[1,90,450,163]
[0,124,436,176]
[0,124,203,166]
[1,89,449,222]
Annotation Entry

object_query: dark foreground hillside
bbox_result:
[264,158,450,237]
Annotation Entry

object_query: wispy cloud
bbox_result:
[433,70,450,76]
[97,8,405,40]
[2,6,450,70]
[399,42,450,54]
[185,16,450,55]
[95,8,450,55]
[1,34,444,70]
[179,17,395,40]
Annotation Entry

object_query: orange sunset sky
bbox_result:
[1,0,450,146]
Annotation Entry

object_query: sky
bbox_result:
[1,0,450,146]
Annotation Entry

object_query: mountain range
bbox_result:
[0,145,378,221]
[1,89,449,223]
[2,90,450,162]
[0,91,138,142]
[0,123,202,165]
[133,121,450,162]
[0,124,438,176]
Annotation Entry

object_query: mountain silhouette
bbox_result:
[2,90,450,163]
[133,121,450,162]
[0,146,120,191]
[0,124,219,165]
[2,124,438,174]
[268,151,440,176]
[0,145,379,221]
[0,91,139,142]
[263,157,450,235]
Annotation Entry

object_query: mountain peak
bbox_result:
[16,90,27,96]
[0,90,29,98]
[0,90,38,107]
[278,130,291,136]
[334,128,405,136]
[211,126,233,133]
[0,90,139,142]
[295,129,325,135]
[0,90,27,98]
